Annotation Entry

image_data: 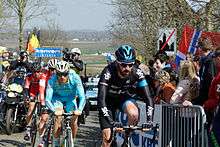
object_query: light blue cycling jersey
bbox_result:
[45,71,85,113]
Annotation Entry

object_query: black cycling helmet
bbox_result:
[115,45,136,63]
[19,51,28,57]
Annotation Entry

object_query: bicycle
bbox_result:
[29,100,41,147]
[43,111,75,147]
[43,112,54,147]
[111,122,159,147]
[59,112,75,147]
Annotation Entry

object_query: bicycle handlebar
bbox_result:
[113,122,159,132]
[62,112,74,117]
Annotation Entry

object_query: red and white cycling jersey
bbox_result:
[25,69,53,105]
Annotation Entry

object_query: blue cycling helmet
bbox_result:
[115,45,136,63]
[106,53,116,63]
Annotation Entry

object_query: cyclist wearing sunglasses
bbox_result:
[10,51,32,73]
[23,61,44,141]
[98,45,154,147]
[45,60,85,146]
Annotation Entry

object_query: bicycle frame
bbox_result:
[44,112,54,147]
[30,101,41,147]
[60,113,74,147]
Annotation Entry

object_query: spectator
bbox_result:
[135,55,149,75]
[204,49,220,111]
[154,70,176,104]
[170,60,200,106]
[203,48,220,133]
[193,38,216,105]
[69,48,84,74]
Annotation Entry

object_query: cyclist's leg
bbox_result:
[65,99,78,139]
[26,99,36,126]
[24,96,36,141]
[99,107,114,147]
[122,99,139,125]
[38,109,49,136]
[53,100,64,138]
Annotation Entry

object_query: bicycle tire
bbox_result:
[44,124,52,147]
[66,128,74,147]
[30,104,39,147]
[30,117,37,147]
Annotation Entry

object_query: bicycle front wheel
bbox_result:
[64,128,74,147]
[66,129,74,147]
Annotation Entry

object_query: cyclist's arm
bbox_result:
[45,78,55,112]
[39,74,47,106]
[72,60,83,71]
[24,74,31,89]
[97,67,111,117]
[73,74,86,112]
[137,79,153,107]
[135,68,154,122]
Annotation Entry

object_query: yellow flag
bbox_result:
[27,33,40,54]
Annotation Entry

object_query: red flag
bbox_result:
[176,25,220,67]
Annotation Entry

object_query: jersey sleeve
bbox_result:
[99,67,111,86]
[45,75,55,112]
[135,68,148,87]
[71,73,86,112]
[24,74,32,89]
[39,73,47,105]
[97,67,111,114]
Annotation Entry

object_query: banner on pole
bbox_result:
[34,47,62,58]
[157,28,177,56]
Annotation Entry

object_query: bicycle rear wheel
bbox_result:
[30,104,40,147]
[30,117,37,147]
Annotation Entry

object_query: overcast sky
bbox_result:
[27,0,113,31]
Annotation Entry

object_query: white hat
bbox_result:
[70,48,81,55]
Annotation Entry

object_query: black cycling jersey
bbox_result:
[10,60,32,73]
[98,62,153,117]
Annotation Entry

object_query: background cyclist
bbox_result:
[23,61,43,141]
[37,58,58,147]
[45,60,86,146]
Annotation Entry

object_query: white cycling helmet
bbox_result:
[70,48,81,55]
[48,59,58,69]
[56,60,69,73]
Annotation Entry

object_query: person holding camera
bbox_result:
[69,48,84,74]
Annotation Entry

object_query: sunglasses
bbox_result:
[57,72,69,77]
[49,67,56,71]
[118,62,134,68]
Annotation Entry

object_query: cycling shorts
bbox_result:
[51,96,78,113]
[99,97,137,130]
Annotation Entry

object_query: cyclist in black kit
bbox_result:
[98,45,154,147]
[10,51,32,73]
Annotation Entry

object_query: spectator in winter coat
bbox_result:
[203,48,220,146]
[193,38,216,105]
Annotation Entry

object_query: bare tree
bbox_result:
[0,0,15,32]
[109,0,220,60]
[40,18,68,47]
[3,0,54,50]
